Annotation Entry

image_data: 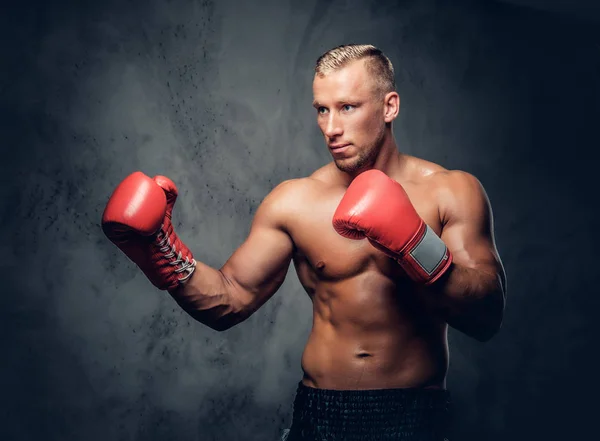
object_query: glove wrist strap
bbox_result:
[155,224,197,288]
[401,225,452,285]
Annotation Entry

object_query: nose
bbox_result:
[324,113,343,139]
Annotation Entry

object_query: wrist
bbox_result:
[148,222,196,290]
[397,224,452,285]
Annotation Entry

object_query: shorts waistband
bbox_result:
[288,382,451,440]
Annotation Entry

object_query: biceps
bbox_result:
[442,223,501,271]
[220,225,294,311]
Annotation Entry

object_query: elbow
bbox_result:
[476,290,505,342]
[206,310,248,332]
[192,315,236,332]
[209,321,234,332]
[474,314,504,343]
[185,308,243,332]
[473,325,500,343]
[187,290,249,332]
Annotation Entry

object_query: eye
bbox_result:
[342,104,355,112]
[317,107,328,115]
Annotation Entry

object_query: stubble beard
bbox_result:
[334,130,386,175]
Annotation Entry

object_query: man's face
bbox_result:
[312,60,387,174]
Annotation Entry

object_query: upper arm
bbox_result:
[219,180,296,319]
[438,171,507,293]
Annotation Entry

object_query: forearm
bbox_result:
[168,261,243,331]
[430,262,505,342]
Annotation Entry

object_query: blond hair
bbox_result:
[315,44,396,96]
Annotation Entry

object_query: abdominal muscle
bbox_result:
[299,272,450,391]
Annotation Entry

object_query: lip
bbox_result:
[329,143,350,153]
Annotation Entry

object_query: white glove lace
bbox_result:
[157,224,196,284]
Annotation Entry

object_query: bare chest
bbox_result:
[289,182,442,281]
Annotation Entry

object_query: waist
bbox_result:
[289,382,452,440]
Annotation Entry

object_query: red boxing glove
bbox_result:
[102,171,196,291]
[333,169,452,285]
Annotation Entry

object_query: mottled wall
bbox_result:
[1,0,598,440]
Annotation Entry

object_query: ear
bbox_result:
[383,92,400,123]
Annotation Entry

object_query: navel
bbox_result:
[356,352,372,359]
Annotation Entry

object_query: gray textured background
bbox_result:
[1,0,599,440]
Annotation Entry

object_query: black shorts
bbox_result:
[281,382,451,441]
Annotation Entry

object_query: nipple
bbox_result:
[316,260,326,271]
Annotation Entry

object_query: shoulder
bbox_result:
[254,176,323,228]
[309,162,340,183]
[405,155,448,179]
[262,160,338,208]
[428,170,491,225]
[265,162,335,197]
[430,169,485,195]
[264,175,324,202]
[401,157,488,220]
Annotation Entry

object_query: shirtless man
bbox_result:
[102,45,506,441]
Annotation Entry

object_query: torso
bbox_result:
[287,156,451,390]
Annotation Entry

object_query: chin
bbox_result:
[334,158,368,174]
[334,150,376,174]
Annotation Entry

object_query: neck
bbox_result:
[371,133,404,176]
